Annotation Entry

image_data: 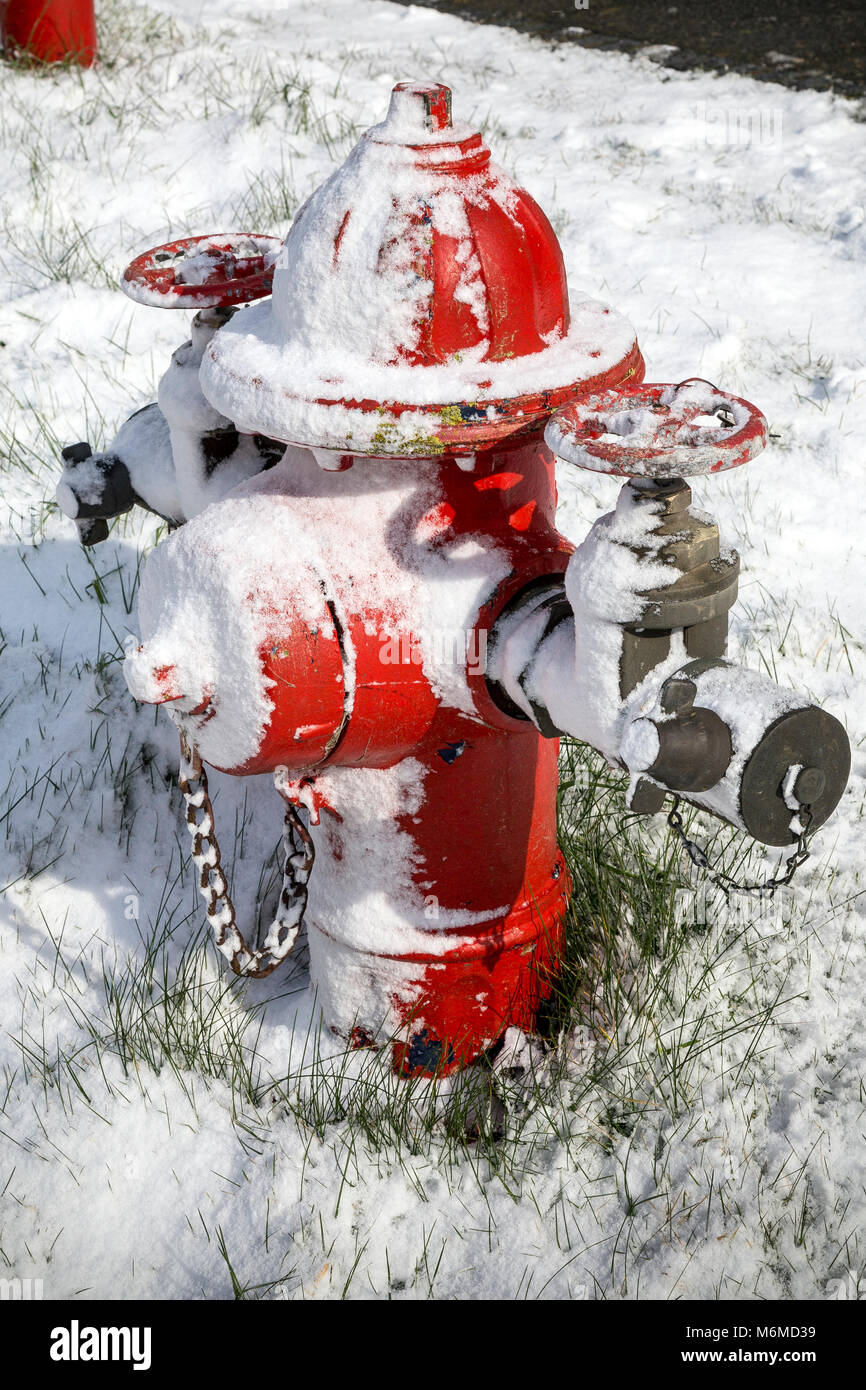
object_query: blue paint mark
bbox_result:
[437,740,466,765]
[406,1030,454,1074]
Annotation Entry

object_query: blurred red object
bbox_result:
[2,0,97,66]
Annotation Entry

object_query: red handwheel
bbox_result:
[546,379,768,478]
[121,234,283,309]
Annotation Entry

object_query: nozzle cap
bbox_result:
[740,707,850,845]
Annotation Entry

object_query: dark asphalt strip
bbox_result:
[390,1,866,100]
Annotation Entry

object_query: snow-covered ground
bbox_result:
[1,0,865,1300]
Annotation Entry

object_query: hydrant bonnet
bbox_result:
[200,83,644,456]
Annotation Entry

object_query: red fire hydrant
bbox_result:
[2,0,96,65]
[65,83,849,1077]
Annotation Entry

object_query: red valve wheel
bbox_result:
[121,233,283,309]
[545,379,768,478]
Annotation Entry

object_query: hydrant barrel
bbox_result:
[125,435,576,1073]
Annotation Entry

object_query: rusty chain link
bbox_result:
[667,794,813,900]
[178,729,314,977]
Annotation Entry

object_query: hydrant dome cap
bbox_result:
[201,83,643,455]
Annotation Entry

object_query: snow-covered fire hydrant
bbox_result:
[58,83,850,1077]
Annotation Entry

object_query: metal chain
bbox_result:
[178,730,314,977]
[667,795,813,900]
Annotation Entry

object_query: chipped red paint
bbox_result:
[474,471,524,491]
[417,500,457,537]
[332,209,352,266]
[508,499,537,531]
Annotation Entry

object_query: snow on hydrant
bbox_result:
[58,83,851,1078]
